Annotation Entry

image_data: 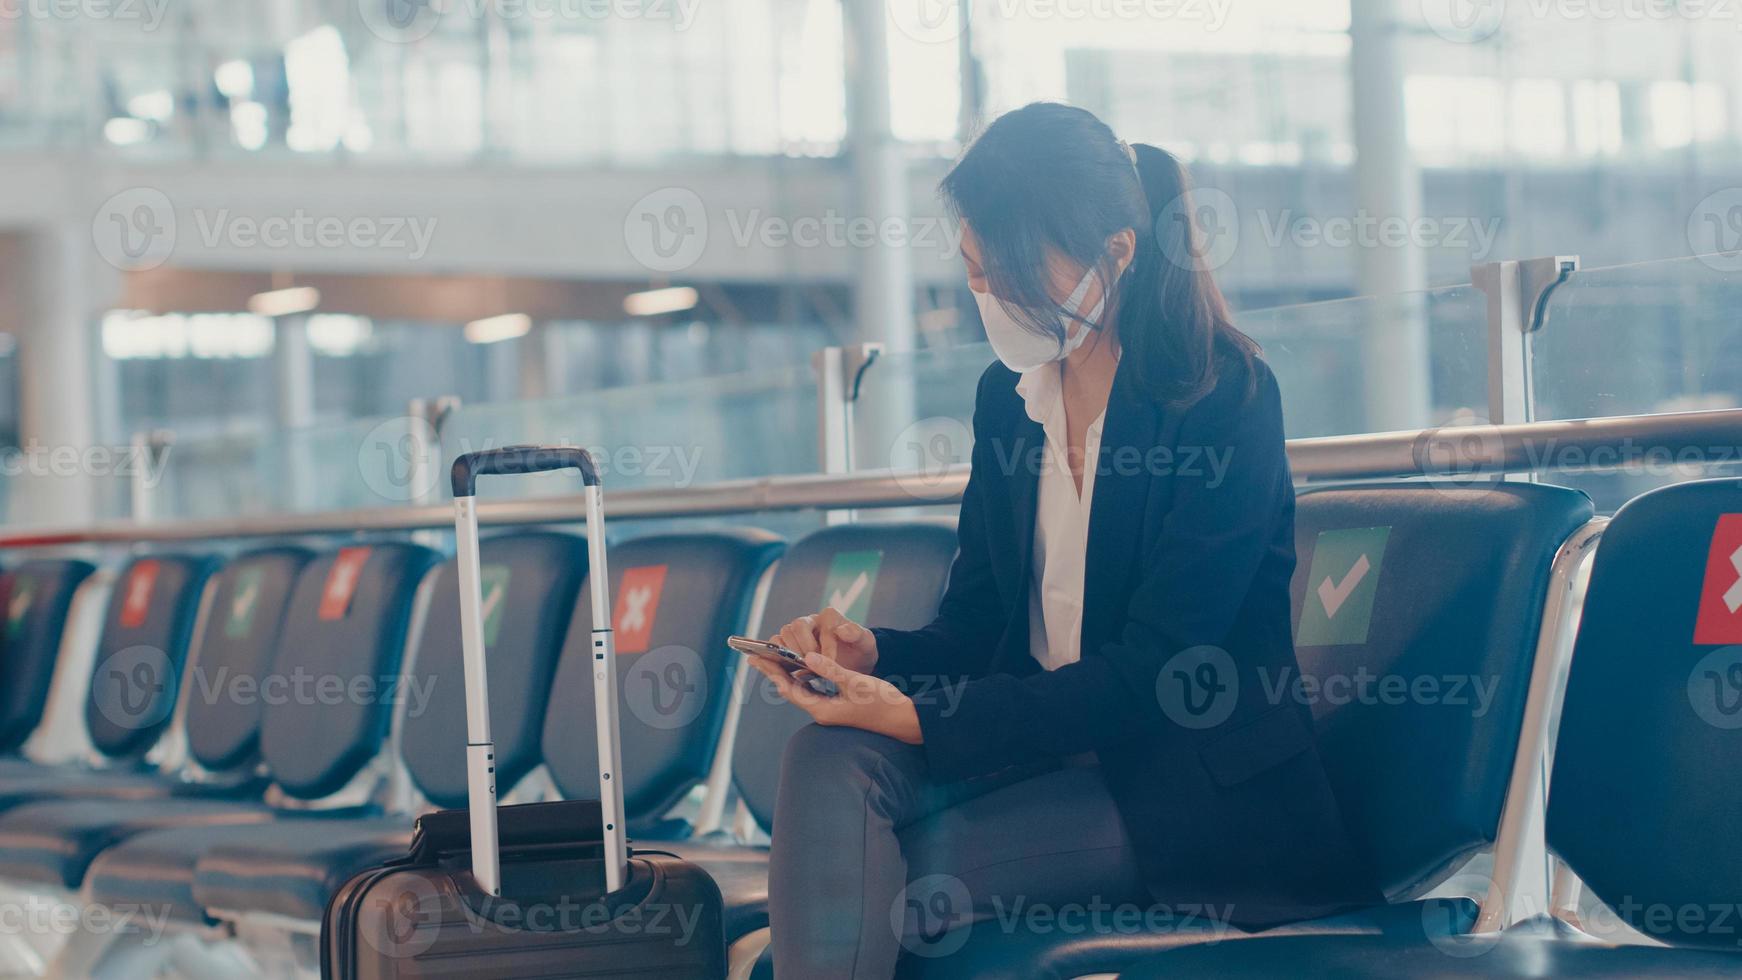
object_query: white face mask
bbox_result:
[973,264,1107,374]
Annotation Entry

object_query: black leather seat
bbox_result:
[537,529,783,837]
[0,559,96,755]
[0,554,217,810]
[178,530,589,923]
[0,547,311,806]
[667,520,960,941]
[0,543,437,893]
[858,483,1595,979]
[1123,478,1742,977]
[154,529,778,928]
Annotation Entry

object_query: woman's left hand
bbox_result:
[750,653,923,745]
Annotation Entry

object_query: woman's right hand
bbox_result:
[773,607,878,675]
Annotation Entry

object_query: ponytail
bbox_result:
[1122,142,1260,407]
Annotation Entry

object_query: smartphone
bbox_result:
[727,636,839,697]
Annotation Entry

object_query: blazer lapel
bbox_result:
[1007,412,1045,611]
[1082,356,1159,655]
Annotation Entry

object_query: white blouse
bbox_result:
[1017,361,1107,671]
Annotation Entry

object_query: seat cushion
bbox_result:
[191,816,413,922]
[0,767,184,812]
[0,763,262,814]
[1118,918,1742,978]
[760,897,1474,980]
[0,797,273,888]
[663,841,770,941]
[84,823,238,923]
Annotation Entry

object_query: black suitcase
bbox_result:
[322,447,728,979]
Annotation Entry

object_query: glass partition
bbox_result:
[146,413,429,521]
[9,263,1742,529]
[437,363,820,501]
[437,363,823,540]
[1238,283,1489,438]
[851,343,989,477]
[849,283,1490,486]
[1529,253,1742,509]
[124,359,822,532]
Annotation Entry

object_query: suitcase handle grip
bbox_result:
[451,446,599,498]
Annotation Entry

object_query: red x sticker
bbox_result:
[318,547,373,622]
[1694,514,1742,645]
[612,565,668,655]
[119,560,160,629]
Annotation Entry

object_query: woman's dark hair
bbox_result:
[940,101,1259,406]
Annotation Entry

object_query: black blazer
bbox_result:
[871,343,1381,928]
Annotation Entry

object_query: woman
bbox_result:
[750,102,1378,979]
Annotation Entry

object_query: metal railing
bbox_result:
[2,407,1735,548]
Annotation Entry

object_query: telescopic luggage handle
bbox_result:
[449,446,627,896]
[450,445,599,497]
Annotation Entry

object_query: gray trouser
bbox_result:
[767,724,1147,980]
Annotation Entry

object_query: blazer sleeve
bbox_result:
[915,360,1293,781]
[869,367,1010,687]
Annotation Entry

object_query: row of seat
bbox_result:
[0,520,960,970]
[0,477,1736,978]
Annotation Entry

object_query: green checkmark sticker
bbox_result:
[481,565,511,647]
[822,551,882,624]
[1296,526,1390,647]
